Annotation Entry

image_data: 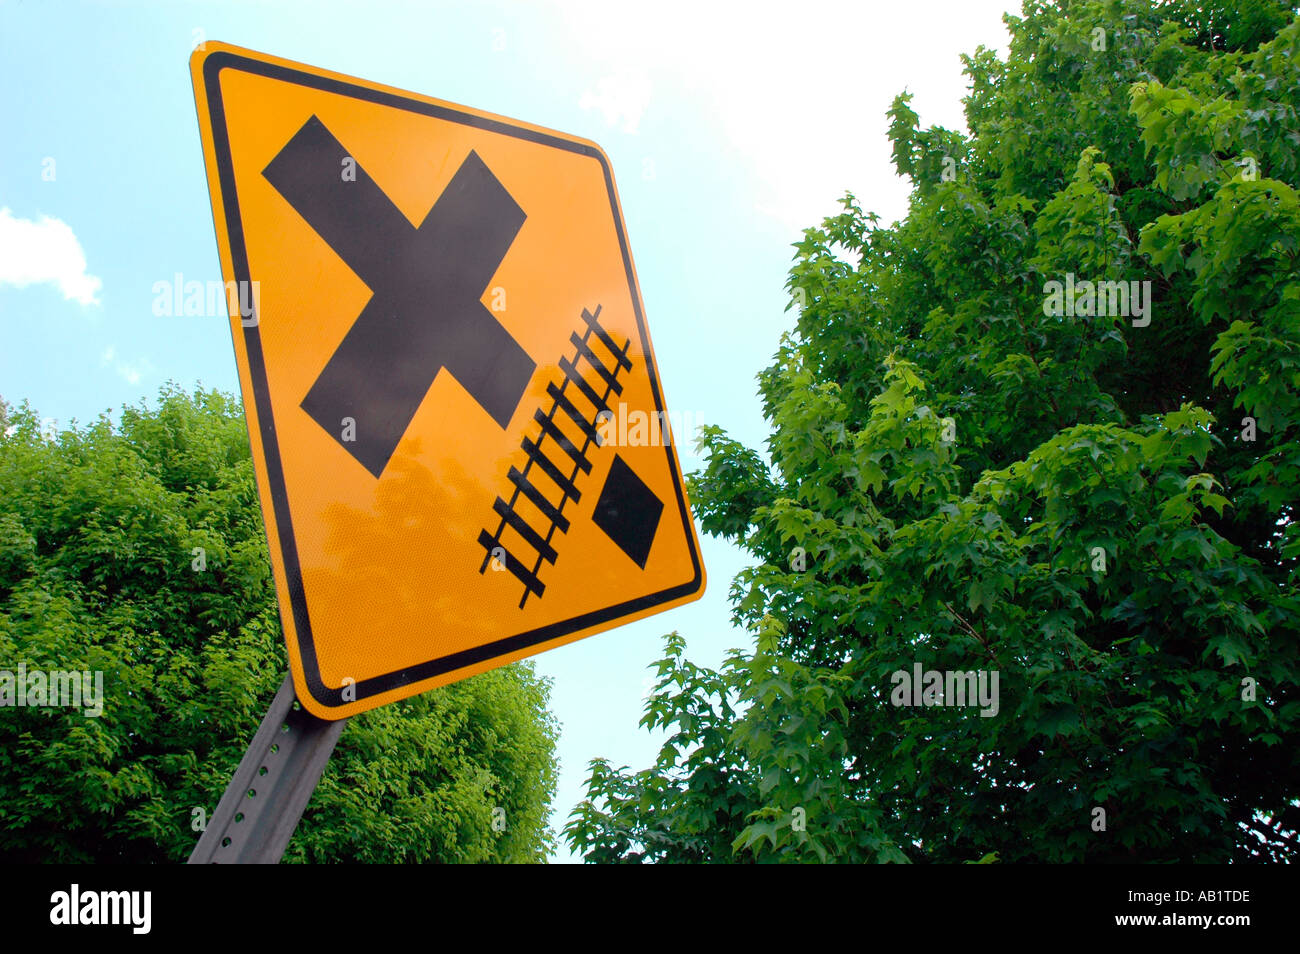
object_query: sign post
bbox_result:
[188,676,345,864]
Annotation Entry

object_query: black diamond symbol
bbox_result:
[592,455,662,569]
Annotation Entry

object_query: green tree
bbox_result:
[568,0,1300,863]
[0,385,558,863]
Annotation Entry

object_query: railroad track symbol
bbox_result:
[477,305,664,607]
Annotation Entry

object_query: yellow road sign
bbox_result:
[190,43,705,720]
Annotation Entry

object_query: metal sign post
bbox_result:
[188,676,346,864]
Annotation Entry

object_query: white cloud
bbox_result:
[0,207,102,305]
[552,0,1017,233]
[579,73,652,134]
[100,345,150,386]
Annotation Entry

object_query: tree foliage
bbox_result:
[568,0,1300,863]
[0,386,558,863]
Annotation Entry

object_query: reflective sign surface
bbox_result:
[191,43,705,719]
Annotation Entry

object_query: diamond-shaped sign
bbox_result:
[190,43,705,720]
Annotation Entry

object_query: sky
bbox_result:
[0,0,1017,862]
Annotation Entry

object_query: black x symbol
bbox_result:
[263,115,536,477]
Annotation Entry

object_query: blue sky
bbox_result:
[0,0,1015,861]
